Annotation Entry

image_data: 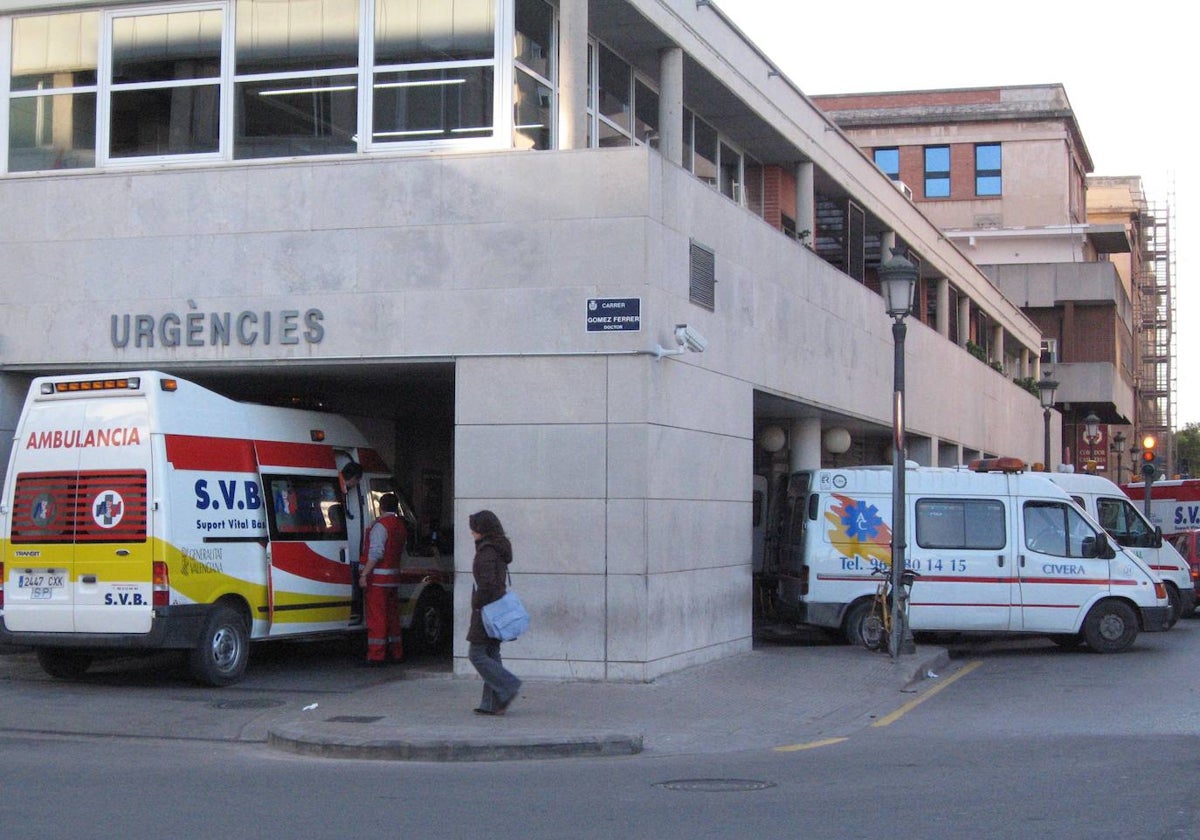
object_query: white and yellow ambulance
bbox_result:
[0,371,450,685]
[775,458,1171,652]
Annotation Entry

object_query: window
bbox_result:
[234,0,360,159]
[692,115,717,186]
[632,78,657,144]
[513,0,554,150]
[1040,338,1058,364]
[874,147,899,180]
[975,142,1001,196]
[719,141,740,202]
[264,474,347,540]
[372,0,496,145]
[8,12,99,171]
[1096,497,1156,548]
[1024,500,1103,558]
[924,145,950,198]
[595,44,630,147]
[916,499,1006,550]
[11,470,147,544]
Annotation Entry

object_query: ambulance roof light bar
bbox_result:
[969,457,1026,474]
[41,377,141,395]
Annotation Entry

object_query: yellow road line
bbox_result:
[870,659,984,728]
[773,736,849,753]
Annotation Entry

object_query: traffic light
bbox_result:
[1141,435,1158,480]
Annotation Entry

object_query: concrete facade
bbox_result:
[0,1,1055,680]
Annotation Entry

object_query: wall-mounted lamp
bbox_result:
[654,324,709,360]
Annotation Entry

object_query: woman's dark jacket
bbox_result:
[467,534,512,643]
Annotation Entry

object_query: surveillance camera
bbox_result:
[674,324,708,353]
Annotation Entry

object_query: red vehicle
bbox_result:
[1169,529,1200,603]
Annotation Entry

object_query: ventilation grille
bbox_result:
[689,241,716,311]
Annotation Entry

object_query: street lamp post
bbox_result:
[1112,431,1126,481]
[1037,375,1059,470]
[878,248,918,659]
[1083,412,1101,474]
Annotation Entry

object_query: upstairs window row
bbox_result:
[3,0,507,171]
[872,143,1002,198]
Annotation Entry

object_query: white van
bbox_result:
[0,371,452,685]
[1044,471,1194,624]
[775,459,1169,652]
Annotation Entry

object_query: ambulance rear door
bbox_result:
[6,389,153,635]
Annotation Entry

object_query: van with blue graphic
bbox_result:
[772,459,1169,653]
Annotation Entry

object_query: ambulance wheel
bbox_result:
[1082,600,1138,654]
[410,589,452,653]
[842,599,875,647]
[36,648,93,679]
[190,604,250,686]
[1164,584,1181,629]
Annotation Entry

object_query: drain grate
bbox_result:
[326,715,384,724]
[209,698,287,710]
[654,779,777,793]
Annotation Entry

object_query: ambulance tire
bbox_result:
[409,589,452,653]
[842,599,875,647]
[1082,600,1138,654]
[36,647,93,679]
[190,604,250,686]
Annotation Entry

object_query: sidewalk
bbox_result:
[267,635,950,762]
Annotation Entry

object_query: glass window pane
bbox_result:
[373,66,493,142]
[235,75,358,159]
[874,147,899,178]
[976,143,1001,170]
[110,85,220,157]
[513,68,551,150]
[597,119,631,148]
[111,10,223,84]
[693,117,716,185]
[633,79,657,143]
[925,146,949,171]
[8,92,97,171]
[719,141,740,201]
[236,0,359,74]
[597,45,630,132]
[514,0,552,79]
[976,176,1001,196]
[375,0,495,65]
[11,12,99,90]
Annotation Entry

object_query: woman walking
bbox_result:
[467,510,523,715]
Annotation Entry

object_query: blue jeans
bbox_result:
[468,641,521,712]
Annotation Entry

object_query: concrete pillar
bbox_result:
[1020,347,1031,379]
[936,278,950,339]
[909,436,934,467]
[558,0,589,150]
[795,162,815,244]
[991,324,1004,369]
[880,230,896,257]
[789,418,822,472]
[957,296,971,348]
[658,47,684,166]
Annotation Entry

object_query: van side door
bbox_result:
[1018,499,1112,633]
[908,497,1015,632]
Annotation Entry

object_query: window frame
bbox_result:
[975,142,1001,196]
[923,144,950,198]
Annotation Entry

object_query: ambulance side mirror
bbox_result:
[1152,526,1163,549]
[1087,532,1116,560]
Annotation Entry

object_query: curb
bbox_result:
[267,723,643,762]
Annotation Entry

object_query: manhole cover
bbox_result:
[326,715,384,724]
[654,779,777,792]
[209,698,287,710]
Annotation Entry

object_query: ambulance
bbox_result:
[1044,471,1194,623]
[0,371,451,685]
[774,458,1170,653]
[1120,478,1200,536]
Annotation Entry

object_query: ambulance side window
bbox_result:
[915,498,1005,549]
[1096,497,1154,548]
[263,474,347,541]
[1024,501,1101,557]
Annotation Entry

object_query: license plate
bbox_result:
[16,572,66,598]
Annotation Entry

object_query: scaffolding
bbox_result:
[1136,194,1176,473]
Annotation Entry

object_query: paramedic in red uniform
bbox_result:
[358,493,405,665]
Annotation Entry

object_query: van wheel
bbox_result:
[1164,584,1181,629]
[842,600,876,647]
[189,605,249,686]
[36,648,93,679]
[1082,600,1138,654]
[410,589,451,653]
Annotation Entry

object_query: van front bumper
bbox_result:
[0,604,210,649]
